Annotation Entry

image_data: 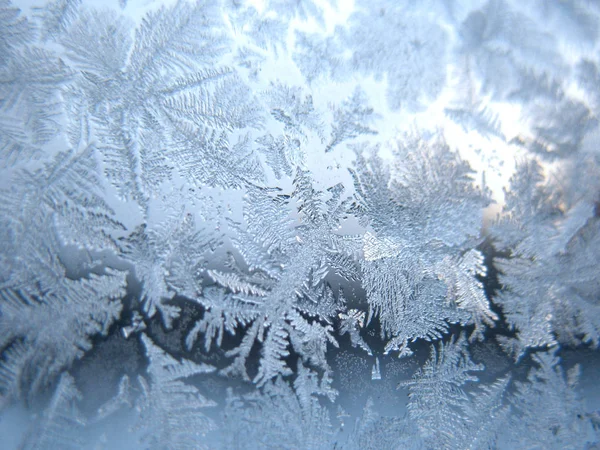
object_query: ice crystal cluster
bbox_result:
[1,0,599,448]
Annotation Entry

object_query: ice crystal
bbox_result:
[187,171,357,385]
[134,334,217,449]
[507,351,590,449]
[1,0,600,448]
[350,135,493,356]
[222,363,335,450]
[492,158,600,358]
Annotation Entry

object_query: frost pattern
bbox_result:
[19,373,85,450]
[507,351,590,449]
[350,135,493,356]
[0,0,599,448]
[187,171,356,385]
[492,158,600,359]
[134,334,217,449]
[223,363,335,449]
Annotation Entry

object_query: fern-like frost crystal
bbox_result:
[1,0,599,448]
